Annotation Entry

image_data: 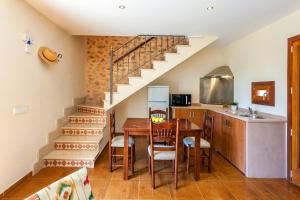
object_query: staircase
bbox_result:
[104,35,218,110]
[42,35,217,168]
[43,104,105,168]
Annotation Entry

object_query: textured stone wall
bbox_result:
[85,36,185,105]
[85,36,132,104]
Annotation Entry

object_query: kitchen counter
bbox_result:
[171,103,287,123]
[171,104,287,178]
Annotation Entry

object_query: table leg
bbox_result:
[123,131,129,180]
[194,133,200,181]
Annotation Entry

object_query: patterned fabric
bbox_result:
[183,137,211,148]
[148,145,176,160]
[25,168,94,200]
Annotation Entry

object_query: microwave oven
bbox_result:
[170,94,192,106]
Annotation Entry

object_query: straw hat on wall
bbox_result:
[38,47,62,64]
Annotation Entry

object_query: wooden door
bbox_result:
[289,38,300,185]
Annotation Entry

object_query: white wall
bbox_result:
[0,0,85,193]
[115,47,226,131]
[115,8,300,130]
[225,9,300,116]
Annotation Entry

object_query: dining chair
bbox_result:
[183,112,214,173]
[148,107,169,142]
[148,119,180,189]
[149,107,169,119]
[108,110,135,173]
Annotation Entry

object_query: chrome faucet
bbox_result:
[248,107,253,115]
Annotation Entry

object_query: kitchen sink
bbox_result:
[239,113,251,117]
[239,113,265,119]
[253,115,265,119]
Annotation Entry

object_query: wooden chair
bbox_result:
[108,110,135,173]
[148,107,169,142]
[149,107,168,120]
[148,119,180,189]
[183,112,214,173]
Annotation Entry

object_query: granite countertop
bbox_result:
[171,103,287,123]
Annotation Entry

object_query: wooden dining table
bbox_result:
[122,118,202,181]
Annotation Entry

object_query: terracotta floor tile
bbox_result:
[222,180,272,200]
[139,180,171,200]
[104,180,139,199]
[3,138,300,200]
[5,179,56,199]
[169,179,204,199]
[197,181,237,200]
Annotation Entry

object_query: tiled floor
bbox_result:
[4,138,300,199]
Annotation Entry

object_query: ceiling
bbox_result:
[25,0,300,46]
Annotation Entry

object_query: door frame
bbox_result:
[287,34,300,181]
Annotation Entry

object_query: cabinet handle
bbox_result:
[192,112,194,118]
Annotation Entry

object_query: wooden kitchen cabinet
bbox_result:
[230,118,246,172]
[175,108,246,173]
[220,115,246,172]
[172,108,206,127]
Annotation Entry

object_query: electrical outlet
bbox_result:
[13,105,29,115]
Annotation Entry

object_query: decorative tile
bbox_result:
[77,105,105,116]
[55,142,99,151]
[62,128,102,136]
[68,116,106,125]
[44,159,94,168]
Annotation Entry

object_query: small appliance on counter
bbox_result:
[169,94,192,106]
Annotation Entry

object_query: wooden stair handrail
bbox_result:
[113,37,155,64]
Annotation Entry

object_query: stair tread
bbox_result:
[54,135,102,143]
[77,103,104,109]
[69,112,102,117]
[44,150,98,160]
[62,123,103,129]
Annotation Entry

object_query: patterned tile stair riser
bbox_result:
[42,103,105,168]
[68,116,106,125]
[62,128,102,136]
[44,159,95,168]
[77,106,105,116]
[55,143,99,151]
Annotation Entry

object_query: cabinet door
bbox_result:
[226,116,235,163]
[173,108,206,127]
[192,109,206,127]
[220,116,230,158]
[214,112,223,152]
[231,118,246,172]
[173,108,189,119]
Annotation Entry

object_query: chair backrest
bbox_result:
[149,107,168,120]
[202,113,214,144]
[108,110,116,142]
[149,119,179,152]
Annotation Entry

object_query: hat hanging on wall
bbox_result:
[38,47,62,64]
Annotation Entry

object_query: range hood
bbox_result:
[200,66,234,105]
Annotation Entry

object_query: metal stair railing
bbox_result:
[109,35,187,104]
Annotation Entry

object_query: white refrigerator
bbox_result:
[147,86,169,111]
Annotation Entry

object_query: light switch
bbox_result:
[13,105,29,115]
